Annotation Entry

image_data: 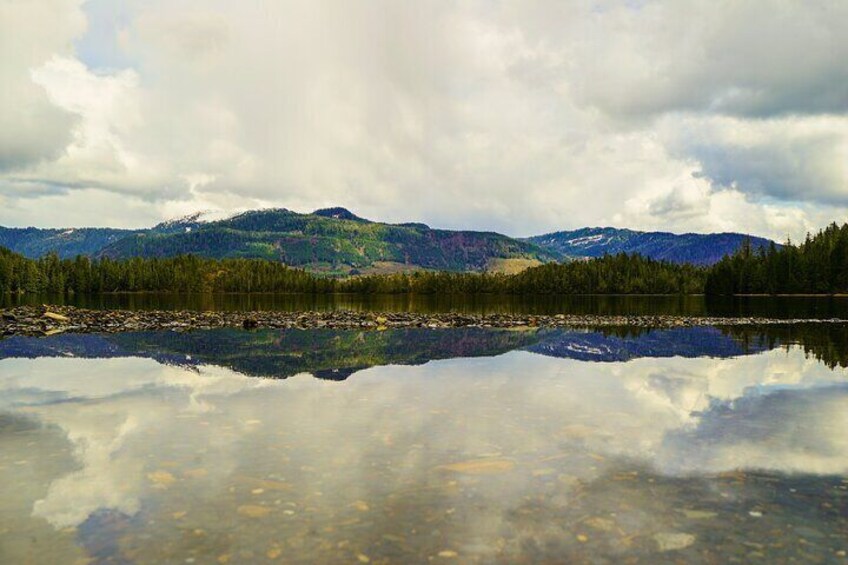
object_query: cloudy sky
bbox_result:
[1,0,846,240]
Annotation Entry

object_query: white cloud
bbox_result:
[1,0,847,239]
[23,56,166,195]
[0,0,84,170]
[540,0,848,119]
[663,115,848,205]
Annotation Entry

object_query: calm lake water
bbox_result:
[1,326,847,563]
[6,292,848,319]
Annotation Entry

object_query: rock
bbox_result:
[436,458,515,475]
[584,517,616,531]
[681,509,717,520]
[42,311,70,322]
[147,470,176,487]
[654,532,695,552]
[1,305,846,336]
[237,505,272,518]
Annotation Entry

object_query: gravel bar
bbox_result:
[3,305,848,337]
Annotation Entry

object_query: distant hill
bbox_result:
[97,208,557,274]
[0,226,135,259]
[528,227,776,266]
[0,209,777,271]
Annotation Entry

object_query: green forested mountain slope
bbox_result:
[97,208,558,274]
[0,207,779,274]
[0,227,135,259]
[529,227,775,266]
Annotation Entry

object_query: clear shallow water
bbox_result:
[7,292,848,318]
[1,327,847,563]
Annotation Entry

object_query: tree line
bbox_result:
[705,223,848,295]
[341,253,705,294]
[3,223,847,296]
[0,248,704,295]
[0,250,334,294]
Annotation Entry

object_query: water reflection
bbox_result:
[0,328,846,562]
[3,324,848,379]
[7,291,848,318]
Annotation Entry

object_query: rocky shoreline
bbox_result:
[2,305,848,337]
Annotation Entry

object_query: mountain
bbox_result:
[0,226,135,259]
[0,209,777,272]
[0,211,232,259]
[146,211,224,235]
[528,227,776,266]
[97,208,558,274]
[312,207,369,222]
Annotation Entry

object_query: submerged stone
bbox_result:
[654,532,695,552]
[437,458,515,475]
[237,505,272,518]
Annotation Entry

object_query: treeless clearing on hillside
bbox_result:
[485,258,544,274]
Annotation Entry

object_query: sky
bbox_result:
[1,0,847,240]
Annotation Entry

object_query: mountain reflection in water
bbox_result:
[0,326,846,563]
[3,324,848,379]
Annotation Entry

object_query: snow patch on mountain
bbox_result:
[155,210,240,230]
[565,234,609,246]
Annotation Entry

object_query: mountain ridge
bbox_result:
[94,207,557,274]
[528,226,776,266]
[0,207,775,271]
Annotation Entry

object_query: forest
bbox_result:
[705,223,848,295]
[341,254,705,294]
[0,249,334,294]
[2,223,847,296]
[0,247,703,295]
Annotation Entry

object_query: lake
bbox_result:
[1,325,847,563]
[6,292,848,319]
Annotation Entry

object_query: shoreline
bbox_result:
[3,306,848,337]
[9,291,848,297]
